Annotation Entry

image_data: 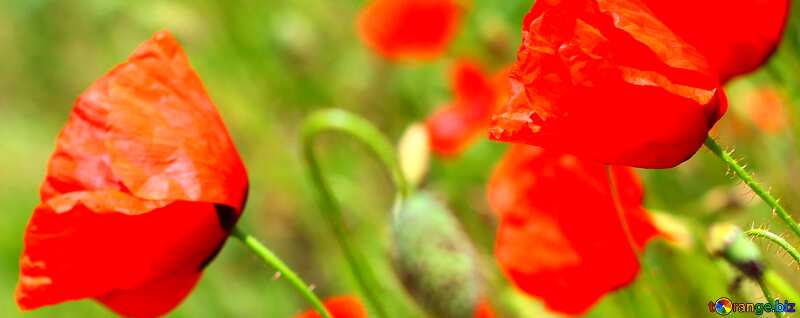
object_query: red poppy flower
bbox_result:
[16,31,248,317]
[295,296,367,318]
[426,61,511,156]
[488,145,658,314]
[643,0,789,82]
[357,0,463,61]
[489,0,727,168]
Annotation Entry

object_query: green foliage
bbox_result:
[0,0,799,317]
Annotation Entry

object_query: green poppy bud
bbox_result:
[707,223,764,279]
[392,192,481,318]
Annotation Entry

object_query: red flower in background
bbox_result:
[358,0,463,61]
[488,145,658,314]
[426,61,510,156]
[474,299,497,318]
[490,0,728,168]
[745,87,788,134]
[295,296,367,318]
[16,31,249,317]
[644,0,789,82]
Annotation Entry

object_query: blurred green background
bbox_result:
[1,0,799,317]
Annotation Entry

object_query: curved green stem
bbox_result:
[231,226,332,318]
[746,228,800,267]
[301,108,411,318]
[757,279,783,318]
[704,137,800,239]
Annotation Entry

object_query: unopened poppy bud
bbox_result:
[398,123,431,187]
[392,192,481,318]
[707,223,764,279]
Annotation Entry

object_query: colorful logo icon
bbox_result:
[714,297,733,315]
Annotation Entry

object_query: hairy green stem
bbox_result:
[231,227,332,318]
[301,108,411,318]
[746,228,800,267]
[704,137,800,239]
[757,279,783,318]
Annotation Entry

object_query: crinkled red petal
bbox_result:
[490,0,727,168]
[17,30,247,316]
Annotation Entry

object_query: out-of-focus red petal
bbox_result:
[17,30,247,316]
[474,298,496,318]
[488,145,659,314]
[427,61,497,156]
[295,296,368,318]
[746,87,788,134]
[644,0,789,82]
[357,0,462,61]
[490,0,727,168]
[17,200,226,315]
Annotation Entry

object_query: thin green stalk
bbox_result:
[757,279,783,318]
[231,226,331,318]
[301,108,411,318]
[764,270,800,302]
[746,228,800,267]
[704,137,800,239]
[605,166,672,318]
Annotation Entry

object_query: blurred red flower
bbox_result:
[474,298,497,318]
[357,0,462,61]
[644,0,789,82]
[490,0,729,168]
[488,145,658,314]
[16,31,249,317]
[426,61,511,156]
[295,296,367,318]
[745,87,788,134]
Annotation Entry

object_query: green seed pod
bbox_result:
[392,192,481,318]
[707,223,765,279]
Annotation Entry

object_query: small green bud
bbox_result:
[707,223,764,279]
[392,192,481,318]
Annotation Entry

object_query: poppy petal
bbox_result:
[17,200,227,314]
[427,61,497,156]
[295,296,368,318]
[17,30,247,316]
[490,0,727,168]
[104,31,247,210]
[488,145,659,314]
[643,0,789,82]
[358,0,462,61]
[96,271,201,317]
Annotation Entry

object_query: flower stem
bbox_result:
[757,278,783,318]
[745,228,800,267]
[704,137,800,239]
[764,270,800,302]
[231,226,332,318]
[301,109,411,318]
[605,166,672,318]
